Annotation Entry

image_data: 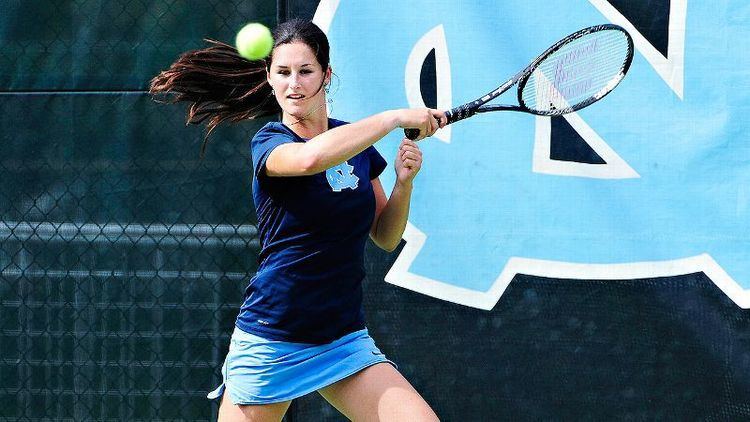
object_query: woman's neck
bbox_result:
[282,105,329,139]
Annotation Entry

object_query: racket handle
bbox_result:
[403,110,455,140]
[403,128,420,140]
[449,103,478,122]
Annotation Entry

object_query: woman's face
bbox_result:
[267,42,330,121]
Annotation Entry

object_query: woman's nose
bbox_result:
[289,75,301,89]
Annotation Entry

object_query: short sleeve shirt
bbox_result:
[236,118,388,343]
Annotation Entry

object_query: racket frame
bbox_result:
[404,23,634,139]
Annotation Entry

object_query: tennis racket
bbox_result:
[404,24,634,140]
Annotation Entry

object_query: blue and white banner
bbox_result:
[315,0,750,310]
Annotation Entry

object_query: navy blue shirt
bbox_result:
[236,118,388,344]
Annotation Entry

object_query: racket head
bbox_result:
[517,24,634,116]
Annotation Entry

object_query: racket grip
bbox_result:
[403,110,454,140]
[404,128,420,140]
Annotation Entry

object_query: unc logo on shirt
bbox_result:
[326,161,359,192]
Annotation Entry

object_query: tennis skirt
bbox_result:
[207,326,396,405]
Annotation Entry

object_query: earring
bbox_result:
[271,88,275,95]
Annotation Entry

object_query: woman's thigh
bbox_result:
[217,393,291,422]
[318,363,439,421]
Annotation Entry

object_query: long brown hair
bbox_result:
[149,19,331,156]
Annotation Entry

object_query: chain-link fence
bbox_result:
[1,1,275,420]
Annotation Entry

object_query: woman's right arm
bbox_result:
[264,109,443,177]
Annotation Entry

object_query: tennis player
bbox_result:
[150,18,443,421]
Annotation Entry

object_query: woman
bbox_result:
[151,18,443,422]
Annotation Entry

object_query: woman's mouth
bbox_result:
[287,94,305,100]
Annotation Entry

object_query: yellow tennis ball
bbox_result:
[235,23,273,61]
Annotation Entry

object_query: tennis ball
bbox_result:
[235,23,273,61]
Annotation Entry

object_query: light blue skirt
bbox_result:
[207,326,396,405]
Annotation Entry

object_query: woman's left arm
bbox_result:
[370,138,423,252]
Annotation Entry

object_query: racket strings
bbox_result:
[537,34,630,81]
[540,37,630,87]
[534,59,626,104]
[522,30,631,114]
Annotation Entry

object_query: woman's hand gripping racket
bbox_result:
[404,24,634,140]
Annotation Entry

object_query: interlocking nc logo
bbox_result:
[316,0,750,310]
[326,161,359,192]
